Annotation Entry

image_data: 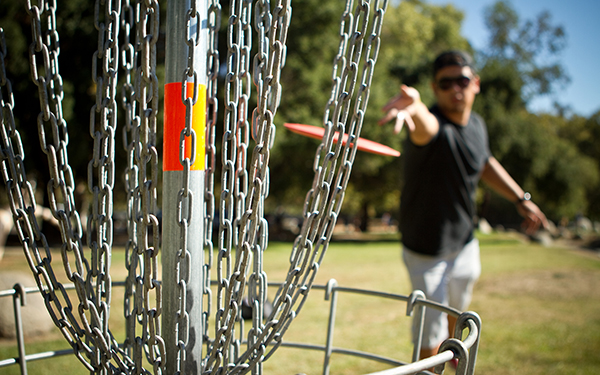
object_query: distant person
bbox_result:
[379,50,548,365]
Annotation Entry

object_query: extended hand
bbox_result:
[378,85,420,133]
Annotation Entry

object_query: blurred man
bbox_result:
[379,51,548,364]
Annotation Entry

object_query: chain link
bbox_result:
[238,0,388,370]
[31,0,110,371]
[203,0,221,363]
[2,1,119,372]
[233,0,291,371]
[203,0,294,372]
[120,1,144,373]
[173,0,202,373]
[203,0,253,370]
[122,0,163,374]
[89,1,122,372]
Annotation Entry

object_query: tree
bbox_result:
[270,0,473,229]
[481,0,569,102]
[268,0,347,212]
[471,1,600,225]
[0,1,98,206]
[478,110,599,224]
[555,112,600,220]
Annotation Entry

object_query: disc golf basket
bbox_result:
[0,0,481,374]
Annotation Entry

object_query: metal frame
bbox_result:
[0,280,481,375]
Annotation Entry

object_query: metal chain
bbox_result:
[234,0,291,372]
[173,0,202,374]
[120,0,163,374]
[203,0,293,372]
[0,1,125,372]
[28,0,104,371]
[203,0,221,363]
[120,0,141,369]
[89,0,122,372]
[3,4,162,374]
[125,1,163,374]
[3,2,162,373]
[234,0,253,366]
[203,0,253,370]
[204,1,388,373]
[244,0,388,368]
[120,0,147,373]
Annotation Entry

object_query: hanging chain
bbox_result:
[89,0,122,372]
[3,2,163,373]
[203,0,253,371]
[125,0,164,374]
[0,0,131,372]
[248,0,388,367]
[172,0,202,374]
[25,0,106,371]
[235,0,291,371]
[203,0,221,363]
[120,0,142,369]
[204,0,293,372]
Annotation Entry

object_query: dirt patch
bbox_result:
[476,268,600,300]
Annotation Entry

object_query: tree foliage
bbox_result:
[0,1,98,205]
[555,112,600,219]
[474,0,599,222]
[268,0,347,211]
[270,0,473,225]
[482,0,569,101]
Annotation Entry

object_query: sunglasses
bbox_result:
[436,75,471,91]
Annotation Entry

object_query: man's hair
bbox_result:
[433,50,475,77]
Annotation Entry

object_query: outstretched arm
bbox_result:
[378,85,439,146]
[481,156,548,234]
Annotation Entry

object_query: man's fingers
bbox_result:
[394,112,404,134]
[378,109,398,125]
[393,110,416,134]
[404,112,416,132]
[381,94,403,112]
[518,201,548,235]
[522,216,539,235]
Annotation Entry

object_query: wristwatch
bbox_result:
[517,192,531,203]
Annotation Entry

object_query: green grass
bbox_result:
[471,232,600,375]
[1,231,599,374]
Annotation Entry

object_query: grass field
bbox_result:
[1,231,599,374]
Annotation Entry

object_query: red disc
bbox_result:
[284,123,400,157]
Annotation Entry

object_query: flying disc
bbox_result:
[284,123,400,157]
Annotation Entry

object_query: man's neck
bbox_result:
[441,108,471,126]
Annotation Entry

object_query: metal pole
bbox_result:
[163,1,208,373]
[12,284,27,375]
[323,279,339,375]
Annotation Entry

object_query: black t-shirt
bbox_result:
[400,106,491,256]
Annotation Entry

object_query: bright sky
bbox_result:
[426,0,600,117]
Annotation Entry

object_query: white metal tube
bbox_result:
[163,0,208,373]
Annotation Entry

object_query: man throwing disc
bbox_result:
[379,50,548,364]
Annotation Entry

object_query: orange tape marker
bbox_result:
[163,82,206,171]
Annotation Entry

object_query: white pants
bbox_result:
[402,238,481,348]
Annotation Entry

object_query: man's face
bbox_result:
[432,65,480,115]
